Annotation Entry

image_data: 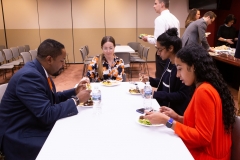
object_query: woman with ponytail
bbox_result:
[140,28,193,116]
[87,36,124,82]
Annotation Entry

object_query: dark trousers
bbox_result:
[155,52,167,78]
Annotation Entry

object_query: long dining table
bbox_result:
[36,82,193,160]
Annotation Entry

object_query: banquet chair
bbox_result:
[18,46,25,53]
[80,48,92,77]
[231,116,240,160]
[10,47,23,64]
[85,45,95,59]
[24,45,30,52]
[127,42,140,52]
[2,49,21,66]
[130,47,150,76]
[29,50,37,60]
[0,45,6,53]
[114,52,131,80]
[20,52,32,65]
[0,83,8,103]
[122,73,127,82]
[0,51,14,79]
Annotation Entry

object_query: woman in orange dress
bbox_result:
[144,44,236,160]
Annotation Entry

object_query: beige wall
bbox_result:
[0,1,6,46]
[1,0,189,62]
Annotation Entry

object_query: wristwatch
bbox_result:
[166,118,173,128]
[224,39,227,41]
[72,96,80,105]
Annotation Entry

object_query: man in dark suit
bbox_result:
[182,11,216,52]
[0,39,91,160]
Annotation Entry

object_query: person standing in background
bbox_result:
[181,11,216,52]
[185,8,200,28]
[216,14,238,48]
[235,29,240,58]
[142,0,180,78]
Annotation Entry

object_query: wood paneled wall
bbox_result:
[0,0,190,62]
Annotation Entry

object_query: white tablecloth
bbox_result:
[36,82,193,160]
[114,45,135,53]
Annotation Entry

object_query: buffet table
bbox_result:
[36,82,193,160]
[211,54,240,90]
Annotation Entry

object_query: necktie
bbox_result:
[47,77,53,91]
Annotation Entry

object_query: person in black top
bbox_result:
[216,14,238,48]
[140,28,193,116]
[235,29,240,58]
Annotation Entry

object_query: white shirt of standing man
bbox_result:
[142,0,180,44]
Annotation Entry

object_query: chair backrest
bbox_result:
[18,46,25,54]
[20,52,32,64]
[231,116,240,160]
[142,47,150,60]
[0,83,8,103]
[85,45,89,55]
[0,51,5,63]
[114,52,130,66]
[138,44,144,58]
[10,47,20,59]
[2,49,13,61]
[79,47,87,61]
[127,42,140,52]
[122,73,126,82]
[29,50,37,60]
[0,45,6,53]
[24,45,30,52]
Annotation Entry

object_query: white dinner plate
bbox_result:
[136,117,163,127]
[100,80,120,87]
[78,103,93,108]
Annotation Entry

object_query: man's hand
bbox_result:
[76,90,92,103]
[142,36,148,42]
[75,77,90,94]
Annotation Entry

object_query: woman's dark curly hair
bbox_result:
[157,28,182,54]
[176,43,236,132]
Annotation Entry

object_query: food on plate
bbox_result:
[214,45,229,50]
[139,115,151,125]
[139,34,154,39]
[86,83,91,90]
[129,89,140,94]
[139,34,147,39]
[102,80,112,86]
[81,97,93,106]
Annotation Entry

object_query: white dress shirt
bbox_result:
[148,10,180,45]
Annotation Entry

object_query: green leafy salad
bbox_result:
[139,117,151,125]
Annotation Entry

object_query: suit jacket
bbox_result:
[182,18,210,50]
[0,59,78,160]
